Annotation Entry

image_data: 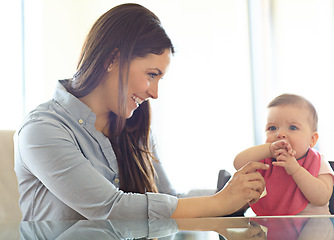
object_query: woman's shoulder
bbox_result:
[18,100,72,132]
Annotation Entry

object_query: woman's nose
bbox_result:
[147,81,159,99]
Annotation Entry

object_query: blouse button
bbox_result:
[114,178,120,184]
[78,119,84,124]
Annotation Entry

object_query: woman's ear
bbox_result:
[106,50,119,72]
[105,60,113,72]
[310,132,319,148]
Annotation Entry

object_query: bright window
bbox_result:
[250,0,334,164]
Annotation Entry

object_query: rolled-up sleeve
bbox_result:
[147,192,178,219]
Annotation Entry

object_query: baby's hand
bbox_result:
[270,140,296,158]
[270,140,300,175]
[273,149,300,175]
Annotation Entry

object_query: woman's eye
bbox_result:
[148,73,158,79]
[268,126,276,131]
[290,125,298,130]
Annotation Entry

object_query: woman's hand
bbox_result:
[176,218,267,240]
[171,162,268,218]
[215,162,269,215]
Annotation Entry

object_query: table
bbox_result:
[1,216,334,239]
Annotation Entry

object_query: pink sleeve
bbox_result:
[318,155,334,177]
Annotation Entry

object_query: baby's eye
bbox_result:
[290,125,298,130]
[267,126,277,131]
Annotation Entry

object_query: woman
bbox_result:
[14,3,268,220]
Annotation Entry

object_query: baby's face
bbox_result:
[265,104,318,159]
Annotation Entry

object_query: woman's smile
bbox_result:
[131,94,145,107]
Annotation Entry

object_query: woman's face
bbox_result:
[102,49,171,118]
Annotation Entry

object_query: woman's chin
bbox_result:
[125,109,135,119]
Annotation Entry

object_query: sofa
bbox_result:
[0,130,22,222]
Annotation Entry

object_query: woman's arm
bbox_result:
[17,120,268,220]
[16,121,172,220]
[234,143,272,170]
[171,162,269,218]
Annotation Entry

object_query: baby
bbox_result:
[234,94,334,215]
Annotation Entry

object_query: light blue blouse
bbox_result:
[14,80,179,221]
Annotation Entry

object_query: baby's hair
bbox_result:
[268,93,318,131]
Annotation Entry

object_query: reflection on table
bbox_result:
[1,216,334,240]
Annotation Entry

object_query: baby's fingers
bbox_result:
[272,161,286,168]
[273,140,287,149]
[275,148,287,157]
[284,143,296,156]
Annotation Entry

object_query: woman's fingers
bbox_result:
[239,162,269,174]
[237,162,268,195]
[230,163,268,203]
[237,172,265,203]
[218,162,268,214]
[247,177,266,204]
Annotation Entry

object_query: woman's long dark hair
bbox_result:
[66,3,174,193]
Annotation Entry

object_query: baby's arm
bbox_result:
[234,143,272,170]
[273,150,333,206]
[234,140,293,170]
[292,168,333,206]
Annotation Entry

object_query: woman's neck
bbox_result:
[79,93,110,134]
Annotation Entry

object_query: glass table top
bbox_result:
[1,215,334,239]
